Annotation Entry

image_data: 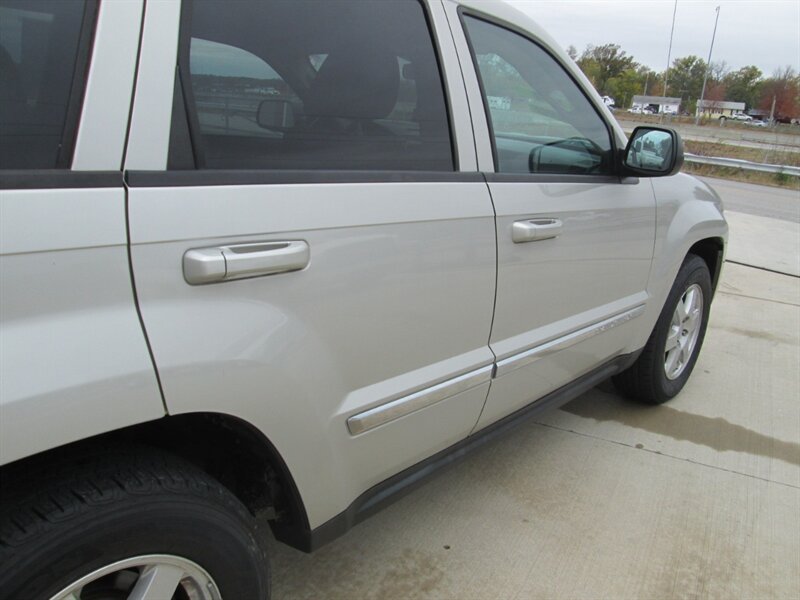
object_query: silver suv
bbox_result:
[0,1,727,598]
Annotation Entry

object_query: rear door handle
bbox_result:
[512,218,563,243]
[183,240,310,285]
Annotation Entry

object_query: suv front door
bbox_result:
[452,9,656,429]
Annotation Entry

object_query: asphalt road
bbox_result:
[699,176,800,223]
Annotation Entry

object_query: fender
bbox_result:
[628,173,728,352]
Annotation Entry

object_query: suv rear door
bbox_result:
[124,0,496,530]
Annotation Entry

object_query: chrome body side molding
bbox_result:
[347,365,493,435]
[347,304,645,436]
[495,305,646,378]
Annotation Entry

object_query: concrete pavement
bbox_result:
[268,204,800,598]
[725,212,800,276]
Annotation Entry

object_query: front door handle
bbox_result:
[512,218,563,243]
[183,240,310,285]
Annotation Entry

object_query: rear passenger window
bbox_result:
[0,0,95,169]
[176,0,454,171]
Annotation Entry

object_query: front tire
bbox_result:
[0,448,271,600]
[613,254,712,404]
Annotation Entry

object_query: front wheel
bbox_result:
[0,448,271,600]
[613,254,712,404]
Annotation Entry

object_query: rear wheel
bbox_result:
[0,448,271,600]
[613,254,712,404]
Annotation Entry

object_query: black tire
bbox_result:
[613,254,712,404]
[0,447,270,600]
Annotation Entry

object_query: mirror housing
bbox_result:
[621,126,683,177]
[257,99,295,131]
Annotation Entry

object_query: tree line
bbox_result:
[567,43,799,119]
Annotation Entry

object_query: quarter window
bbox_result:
[0,0,94,169]
[463,16,614,175]
[177,0,454,171]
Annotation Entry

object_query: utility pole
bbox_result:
[643,71,650,95]
[661,0,678,123]
[769,94,777,125]
[695,6,721,125]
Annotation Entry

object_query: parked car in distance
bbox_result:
[0,0,728,598]
[730,112,753,121]
[748,119,768,127]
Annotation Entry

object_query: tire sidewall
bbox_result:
[651,256,712,402]
[1,465,270,600]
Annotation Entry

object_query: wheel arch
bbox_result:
[0,412,314,552]
[688,236,725,295]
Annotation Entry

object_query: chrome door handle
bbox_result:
[512,218,563,243]
[183,240,310,285]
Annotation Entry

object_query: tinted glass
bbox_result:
[463,16,613,175]
[180,0,453,171]
[0,0,90,169]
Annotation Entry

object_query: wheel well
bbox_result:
[0,413,311,551]
[688,237,724,293]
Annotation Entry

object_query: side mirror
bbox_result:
[257,99,295,131]
[622,126,683,177]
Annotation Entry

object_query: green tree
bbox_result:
[722,66,763,110]
[607,68,647,108]
[666,55,707,109]
[577,44,635,96]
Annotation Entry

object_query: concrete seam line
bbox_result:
[717,290,800,308]
[724,260,800,279]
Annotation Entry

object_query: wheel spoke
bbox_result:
[676,294,689,322]
[666,326,680,351]
[128,564,185,600]
[686,308,701,331]
[665,348,680,376]
[683,287,697,316]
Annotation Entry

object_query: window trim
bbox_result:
[175,0,204,169]
[125,169,483,188]
[0,170,121,190]
[170,0,459,173]
[457,7,620,178]
[56,0,100,169]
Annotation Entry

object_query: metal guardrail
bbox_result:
[684,153,800,177]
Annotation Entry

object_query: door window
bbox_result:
[176,0,454,171]
[0,0,95,169]
[462,16,614,175]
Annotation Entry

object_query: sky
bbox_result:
[510,0,800,77]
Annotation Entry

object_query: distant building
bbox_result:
[631,95,681,115]
[696,99,746,119]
